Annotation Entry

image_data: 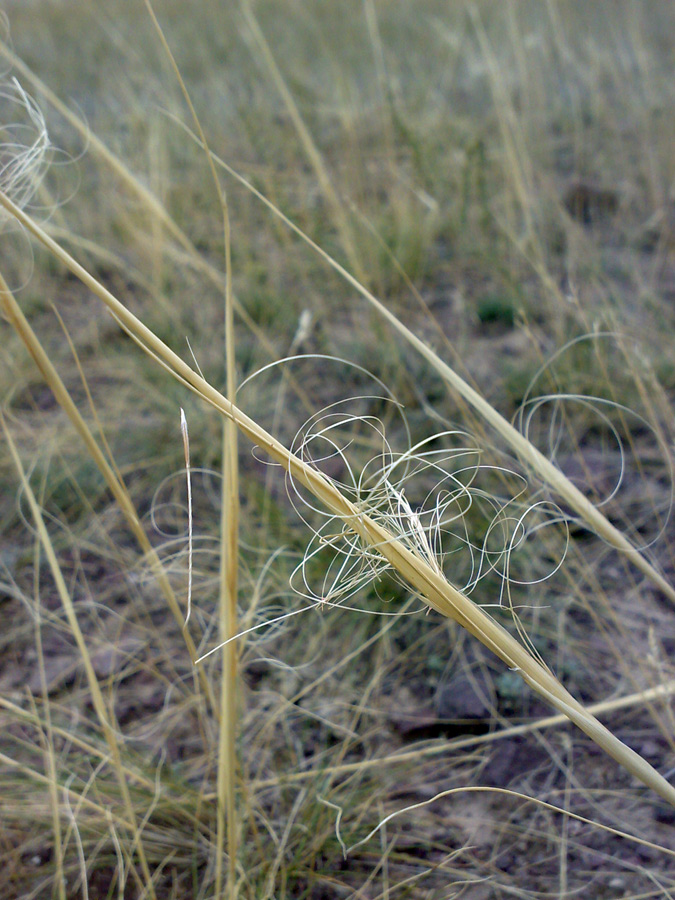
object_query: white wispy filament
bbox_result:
[0,77,50,220]
[180,407,193,625]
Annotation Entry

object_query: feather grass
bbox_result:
[2,190,674,811]
[178,133,675,608]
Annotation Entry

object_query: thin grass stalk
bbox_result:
[140,4,241,893]
[27,699,67,900]
[0,273,218,723]
[30,529,67,900]
[469,6,535,244]
[167,135,675,606]
[51,302,126,486]
[219,261,240,900]
[1,416,157,899]
[558,735,572,900]
[240,0,367,286]
[3,193,675,808]
[219,411,239,900]
[0,740,213,838]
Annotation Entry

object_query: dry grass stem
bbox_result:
[140,4,242,892]
[2,191,674,810]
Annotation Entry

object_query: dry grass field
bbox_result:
[1,2,675,898]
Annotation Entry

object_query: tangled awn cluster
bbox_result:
[0,77,49,223]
